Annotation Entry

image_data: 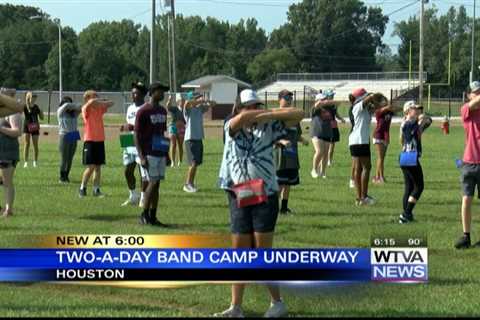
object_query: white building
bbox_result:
[182,75,251,119]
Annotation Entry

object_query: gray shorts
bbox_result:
[227,191,279,234]
[123,150,138,166]
[461,163,480,197]
[185,140,203,166]
[140,155,166,182]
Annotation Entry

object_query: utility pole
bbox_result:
[419,0,426,106]
[150,0,157,84]
[167,13,173,90]
[170,0,177,92]
[471,0,476,83]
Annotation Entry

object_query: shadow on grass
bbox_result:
[79,214,132,222]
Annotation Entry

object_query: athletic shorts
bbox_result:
[373,138,389,146]
[331,128,340,143]
[82,141,105,166]
[168,124,178,136]
[185,140,203,166]
[276,169,300,186]
[227,191,279,234]
[350,144,371,158]
[312,136,332,143]
[461,163,480,197]
[140,155,166,182]
[0,160,18,169]
[123,150,138,166]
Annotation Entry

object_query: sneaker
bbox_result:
[183,184,197,193]
[454,235,471,249]
[311,169,319,179]
[139,196,145,208]
[78,188,87,198]
[93,189,105,198]
[372,176,379,184]
[177,161,181,167]
[150,218,169,228]
[213,305,244,318]
[59,179,68,184]
[327,160,332,167]
[399,213,414,224]
[264,300,288,318]
[280,208,293,215]
[121,196,138,207]
[321,174,327,179]
[33,161,37,168]
[349,179,355,189]
[139,212,150,225]
[23,162,28,168]
[363,195,376,206]
[170,162,175,168]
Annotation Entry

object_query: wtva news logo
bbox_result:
[371,247,428,282]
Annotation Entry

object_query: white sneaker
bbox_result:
[33,161,37,168]
[170,162,175,168]
[177,161,181,167]
[349,179,355,189]
[183,184,197,193]
[311,169,319,179]
[139,195,145,208]
[264,300,288,318]
[321,174,327,179]
[121,195,139,207]
[363,195,376,206]
[23,162,28,168]
[327,160,332,167]
[213,305,244,318]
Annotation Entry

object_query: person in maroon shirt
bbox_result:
[372,104,401,184]
[134,82,169,227]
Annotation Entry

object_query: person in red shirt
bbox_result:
[134,82,169,227]
[456,81,480,249]
[372,104,401,184]
[78,90,114,198]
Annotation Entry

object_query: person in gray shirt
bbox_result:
[182,92,216,193]
[57,97,81,183]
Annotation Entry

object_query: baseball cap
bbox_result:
[148,82,169,95]
[278,89,293,100]
[315,93,328,101]
[470,81,480,93]
[324,89,335,99]
[352,87,370,103]
[403,100,422,113]
[132,81,148,95]
[240,89,263,106]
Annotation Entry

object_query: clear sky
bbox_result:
[2,0,478,52]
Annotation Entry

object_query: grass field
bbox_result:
[0,122,479,317]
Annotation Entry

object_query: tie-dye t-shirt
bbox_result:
[219,119,287,195]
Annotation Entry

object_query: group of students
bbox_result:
[3,80,480,316]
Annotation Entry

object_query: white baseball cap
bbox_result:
[315,93,327,101]
[403,100,422,113]
[240,89,263,106]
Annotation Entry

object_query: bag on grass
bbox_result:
[231,179,267,208]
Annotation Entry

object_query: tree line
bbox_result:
[0,1,476,95]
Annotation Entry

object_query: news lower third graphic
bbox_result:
[0,234,428,284]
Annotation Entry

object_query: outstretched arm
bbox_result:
[0,93,24,117]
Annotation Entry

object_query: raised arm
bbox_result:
[0,93,24,117]
[468,94,480,111]
[0,113,22,138]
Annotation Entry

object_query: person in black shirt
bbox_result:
[275,90,308,214]
[23,91,44,168]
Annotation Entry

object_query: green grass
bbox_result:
[1,124,479,317]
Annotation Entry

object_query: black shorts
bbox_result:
[185,140,203,166]
[82,141,106,166]
[277,169,300,186]
[0,160,18,169]
[331,128,340,143]
[23,126,40,136]
[227,191,279,234]
[461,163,480,197]
[350,144,371,158]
